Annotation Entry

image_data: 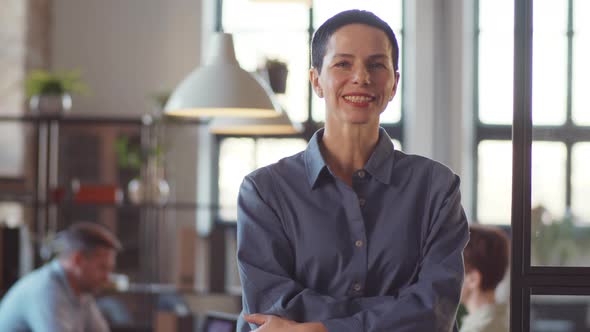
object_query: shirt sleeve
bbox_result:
[323,171,469,332]
[238,168,469,332]
[27,286,78,332]
[237,174,364,331]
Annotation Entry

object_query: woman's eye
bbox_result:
[334,61,350,68]
[368,63,385,69]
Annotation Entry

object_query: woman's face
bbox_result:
[310,24,399,128]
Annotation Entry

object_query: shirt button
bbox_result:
[357,170,366,178]
[359,198,366,206]
[353,283,362,292]
[355,240,363,247]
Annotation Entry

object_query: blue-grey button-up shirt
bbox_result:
[237,128,469,332]
[0,260,110,332]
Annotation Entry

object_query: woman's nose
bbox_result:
[353,66,371,85]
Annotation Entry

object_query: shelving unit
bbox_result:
[0,114,200,286]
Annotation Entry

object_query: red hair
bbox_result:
[464,224,510,291]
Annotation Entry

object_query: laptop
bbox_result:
[202,311,238,332]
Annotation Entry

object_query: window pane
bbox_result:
[477,141,569,229]
[531,142,590,266]
[313,0,402,31]
[312,0,403,124]
[218,138,255,221]
[231,32,309,123]
[530,142,577,267]
[478,0,513,125]
[223,0,309,31]
[573,0,590,125]
[255,138,307,167]
[531,295,590,331]
[531,141,567,218]
[531,0,568,125]
[572,143,590,223]
[477,140,512,224]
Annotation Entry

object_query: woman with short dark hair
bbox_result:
[237,9,470,332]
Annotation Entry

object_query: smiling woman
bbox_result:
[236,9,469,332]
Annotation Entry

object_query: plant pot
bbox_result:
[127,177,170,206]
[127,158,170,205]
[266,62,288,94]
[29,93,72,116]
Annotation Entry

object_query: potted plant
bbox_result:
[531,206,590,266]
[114,134,169,206]
[25,69,89,116]
[114,94,171,206]
[264,58,288,94]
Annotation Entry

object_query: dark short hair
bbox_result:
[311,9,399,72]
[55,222,121,257]
[464,224,510,291]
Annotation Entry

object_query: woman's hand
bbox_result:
[244,314,328,332]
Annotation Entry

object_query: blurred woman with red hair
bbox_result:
[460,224,510,332]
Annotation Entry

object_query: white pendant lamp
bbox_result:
[209,110,302,135]
[164,33,281,118]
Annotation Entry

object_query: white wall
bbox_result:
[51,0,202,116]
[404,0,475,220]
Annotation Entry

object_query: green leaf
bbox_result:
[24,69,90,98]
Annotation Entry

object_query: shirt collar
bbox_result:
[51,259,83,304]
[304,128,328,189]
[304,127,395,188]
[365,128,395,184]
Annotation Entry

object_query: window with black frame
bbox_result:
[216,0,404,223]
[527,0,590,270]
[477,0,590,247]
[510,0,590,331]
[479,0,590,329]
